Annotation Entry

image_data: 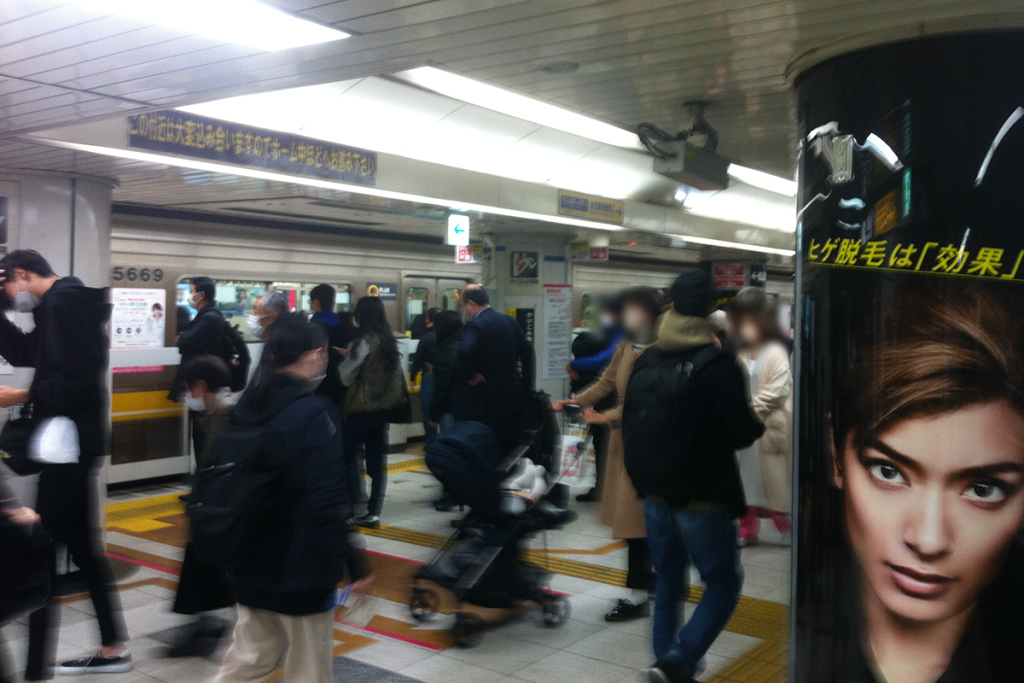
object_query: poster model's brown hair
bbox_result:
[833,285,1024,455]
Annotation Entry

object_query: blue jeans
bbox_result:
[644,500,743,674]
[420,373,437,446]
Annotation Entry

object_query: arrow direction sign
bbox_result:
[447,214,470,246]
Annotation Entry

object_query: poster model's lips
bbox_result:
[888,563,956,598]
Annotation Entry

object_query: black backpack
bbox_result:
[221,324,251,392]
[187,418,291,568]
[622,344,720,501]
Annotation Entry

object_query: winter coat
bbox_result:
[572,340,647,540]
[738,342,793,513]
[429,336,459,424]
[311,310,349,409]
[170,303,227,400]
[228,373,370,616]
[0,277,110,467]
[634,311,763,518]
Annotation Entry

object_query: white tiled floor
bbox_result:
[1,453,791,683]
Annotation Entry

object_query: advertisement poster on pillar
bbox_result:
[794,34,1024,682]
[111,288,166,349]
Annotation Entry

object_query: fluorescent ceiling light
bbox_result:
[41,140,623,232]
[678,235,795,257]
[727,164,797,197]
[74,0,348,51]
[394,67,644,151]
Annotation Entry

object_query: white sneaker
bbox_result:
[55,651,133,675]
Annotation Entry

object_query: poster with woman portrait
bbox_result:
[794,33,1024,683]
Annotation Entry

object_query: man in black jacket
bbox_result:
[0,250,132,679]
[627,268,764,683]
[410,307,440,446]
[454,285,534,455]
[172,276,227,464]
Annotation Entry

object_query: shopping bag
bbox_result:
[559,433,595,489]
[28,417,79,465]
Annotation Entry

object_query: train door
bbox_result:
[403,276,434,338]
[402,276,470,336]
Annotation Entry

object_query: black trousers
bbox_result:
[26,463,126,681]
[343,410,389,517]
[626,537,655,592]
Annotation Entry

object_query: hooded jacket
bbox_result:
[638,311,763,517]
[0,277,111,466]
[228,373,369,615]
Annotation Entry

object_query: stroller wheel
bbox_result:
[542,597,571,627]
[452,612,482,648]
[409,587,440,622]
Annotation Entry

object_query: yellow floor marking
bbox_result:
[107,493,790,680]
[387,456,426,474]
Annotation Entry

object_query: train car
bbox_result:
[106,209,794,484]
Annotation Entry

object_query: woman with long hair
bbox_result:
[729,287,793,547]
[216,314,372,683]
[339,296,406,528]
[553,286,664,622]
[802,284,1024,682]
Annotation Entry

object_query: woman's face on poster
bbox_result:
[838,400,1024,624]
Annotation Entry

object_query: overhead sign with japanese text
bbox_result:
[570,243,609,262]
[558,190,624,224]
[128,110,377,187]
[447,214,470,246]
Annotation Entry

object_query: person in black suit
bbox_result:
[453,285,534,455]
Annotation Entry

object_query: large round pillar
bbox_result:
[792,33,1024,679]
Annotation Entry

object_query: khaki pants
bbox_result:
[215,605,334,683]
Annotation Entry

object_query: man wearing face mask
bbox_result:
[168,355,237,658]
[172,276,229,469]
[0,250,132,679]
[247,290,288,341]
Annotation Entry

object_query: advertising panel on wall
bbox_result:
[794,33,1024,682]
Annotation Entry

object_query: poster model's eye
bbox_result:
[964,481,1009,504]
[868,462,906,485]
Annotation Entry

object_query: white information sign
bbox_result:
[447,214,470,246]
[111,288,166,349]
[542,284,573,380]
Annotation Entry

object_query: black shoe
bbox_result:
[434,494,455,512]
[605,598,651,622]
[644,658,695,683]
[55,651,134,675]
[178,493,191,502]
[576,488,600,502]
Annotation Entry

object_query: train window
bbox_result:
[406,287,429,337]
[579,293,600,329]
[441,287,461,311]
[216,281,267,339]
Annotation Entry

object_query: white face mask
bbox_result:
[599,312,615,329]
[183,393,206,412]
[304,354,328,392]
[190,292,203,307]
[247,314,268,339]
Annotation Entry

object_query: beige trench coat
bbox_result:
[572,342,647,540]
[738,342,793,513]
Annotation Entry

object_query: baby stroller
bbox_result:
[410,395,586,647]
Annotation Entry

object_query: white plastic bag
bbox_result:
[559,433,595,489]
[29,417,80,465]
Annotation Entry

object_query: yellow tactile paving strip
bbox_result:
[106,494,789,683]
